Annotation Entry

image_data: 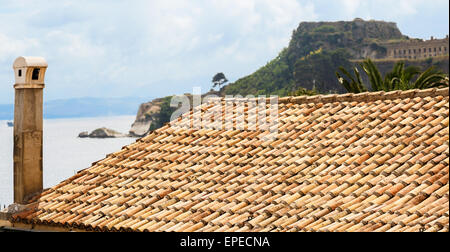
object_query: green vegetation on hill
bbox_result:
[289,87,319,97]
[293,49,352,94]
[222,19,411,96]
[223,48,295,96]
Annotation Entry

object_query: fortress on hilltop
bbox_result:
[382,35,449,60]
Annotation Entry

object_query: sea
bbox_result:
[0,115,137,207]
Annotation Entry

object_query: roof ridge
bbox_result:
[283,87,449,105]
[211,87,449,105]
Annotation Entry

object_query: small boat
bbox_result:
[7,122,13,127]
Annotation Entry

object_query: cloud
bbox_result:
[0,33,39,61]
[311,0,448,22]
[340,0,362,17]
[0,0,319,102]
[0,0,448,103]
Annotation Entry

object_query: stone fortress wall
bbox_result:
[383,35,449,60]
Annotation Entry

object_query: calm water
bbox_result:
[0,115,137,206]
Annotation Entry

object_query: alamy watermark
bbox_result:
[168,87,279,141]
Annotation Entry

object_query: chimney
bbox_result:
[12,57,48,204]
[430,36,434,40]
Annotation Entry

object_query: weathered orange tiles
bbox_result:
[8,87,450,232]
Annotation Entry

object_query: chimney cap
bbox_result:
[13,56,48,69]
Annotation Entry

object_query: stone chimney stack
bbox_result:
[12,57,48,204]
[430,36,434,40]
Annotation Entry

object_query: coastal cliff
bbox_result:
[130,91,220,137]
[129,18,449,135]
[129,98,166,137]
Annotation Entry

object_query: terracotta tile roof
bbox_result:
[11,88,449,232]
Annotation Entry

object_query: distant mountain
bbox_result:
[0,104,14,120]
[0,97,153,120]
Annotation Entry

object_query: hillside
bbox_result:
[222,18,412,96]
[129,18,449,136]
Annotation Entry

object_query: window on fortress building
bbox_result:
[404,50,406,54]
[429,48,432,52]
[413,49,416,53]
[434,48,437,52]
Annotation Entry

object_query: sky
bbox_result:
[0,0,449,104]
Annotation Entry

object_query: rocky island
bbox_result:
[79,127,129,138]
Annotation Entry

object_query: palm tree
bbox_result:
[361,59,387,92]
[336,66,367,93]
[337,59,448,93]
[411,67,449,89]
[383,62,420,90]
